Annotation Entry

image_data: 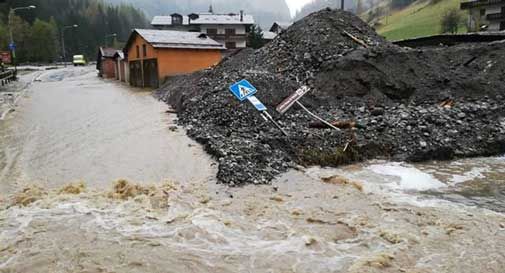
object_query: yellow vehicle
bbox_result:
[73,55,87,66]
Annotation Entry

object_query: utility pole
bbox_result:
[8,5,36,72]
[61,24,79,67]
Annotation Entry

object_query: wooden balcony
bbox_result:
[487,12,505,20]
[461,0,505,9]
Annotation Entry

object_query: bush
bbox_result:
[441,8,462,34]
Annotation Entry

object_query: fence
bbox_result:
[0,70,15,87]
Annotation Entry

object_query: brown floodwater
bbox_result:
[0,67,216,194]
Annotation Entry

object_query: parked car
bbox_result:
[73,55,87,66]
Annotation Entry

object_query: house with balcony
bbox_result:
[151,11,254,49]
[461,0,505,31]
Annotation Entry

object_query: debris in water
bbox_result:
[9,186,47,207]
[108,179,155,200]
[445,223,464,235]
[58,182,86,195]
[303,236,318,246]
[269,195,284,202]
[380,230,403,244]
[350,253,395,271]
[321,175,364,191]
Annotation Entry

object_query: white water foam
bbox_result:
[367,162,446,191]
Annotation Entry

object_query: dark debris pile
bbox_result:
[157,8,505,186]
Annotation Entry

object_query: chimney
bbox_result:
[240,10,244,22]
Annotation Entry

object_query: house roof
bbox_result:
[99,47,118,58]
[262,31,277,40]
[113,50,124,59]
[151,12,254,26]
[152,15,190,26]
[272,21,292,29]
[125,29,226,51]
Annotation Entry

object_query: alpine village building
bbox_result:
[123,29,224,88]
[461,0,505,31]
[151,10,255,49]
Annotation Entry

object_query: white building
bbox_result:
[461,0,505,32]
[151,11,255,49]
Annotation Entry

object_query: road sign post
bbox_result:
[276,86,341,132]
[229,79,288,136]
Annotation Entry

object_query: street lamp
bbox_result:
[104,33,117,47]
[61,24,79,67]
[8,5,36,71]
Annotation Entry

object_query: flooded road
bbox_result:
[0,67,215,194]
[0,67,504,273]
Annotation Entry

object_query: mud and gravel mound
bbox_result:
[157,8,505,186]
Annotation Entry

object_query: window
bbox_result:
[480,9,486,16]
[501,21,505,31]
[142,44,147,57]
[136,45,140,58]
[225,42,236,49]
[225,28,236,36]
[206,28,218,35]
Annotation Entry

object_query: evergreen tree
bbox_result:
[0,0,148,61]
[248,25,265,49]
[28,19,58,62]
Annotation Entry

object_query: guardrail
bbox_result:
[0,70,16,87]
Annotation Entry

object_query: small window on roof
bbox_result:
[172,14,183,25]
[136,45,140,58]
[188,13,199,20]
[142,44,147,57]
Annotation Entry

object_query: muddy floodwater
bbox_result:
[0,67,215,194]
[1,68,504,273]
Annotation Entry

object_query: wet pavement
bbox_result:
[0,67,216,194]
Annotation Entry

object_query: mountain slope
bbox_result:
[106,0,292,27]
[375,0,468,41]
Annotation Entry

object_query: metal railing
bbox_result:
[0,70,15,87]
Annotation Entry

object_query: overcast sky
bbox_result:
[285,0,313,17]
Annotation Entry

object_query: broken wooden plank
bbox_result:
[342,30,368,48]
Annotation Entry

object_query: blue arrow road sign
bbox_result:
[247,96,267,111]
[8,43,15,51]
[229,79,257,101]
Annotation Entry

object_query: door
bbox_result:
[129,60,142,87]
[142,59,159,88]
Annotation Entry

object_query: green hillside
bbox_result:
[375,0,468,41]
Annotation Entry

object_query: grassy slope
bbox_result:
[375,0,468,41]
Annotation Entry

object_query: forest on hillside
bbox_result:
[0,0,147,63]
